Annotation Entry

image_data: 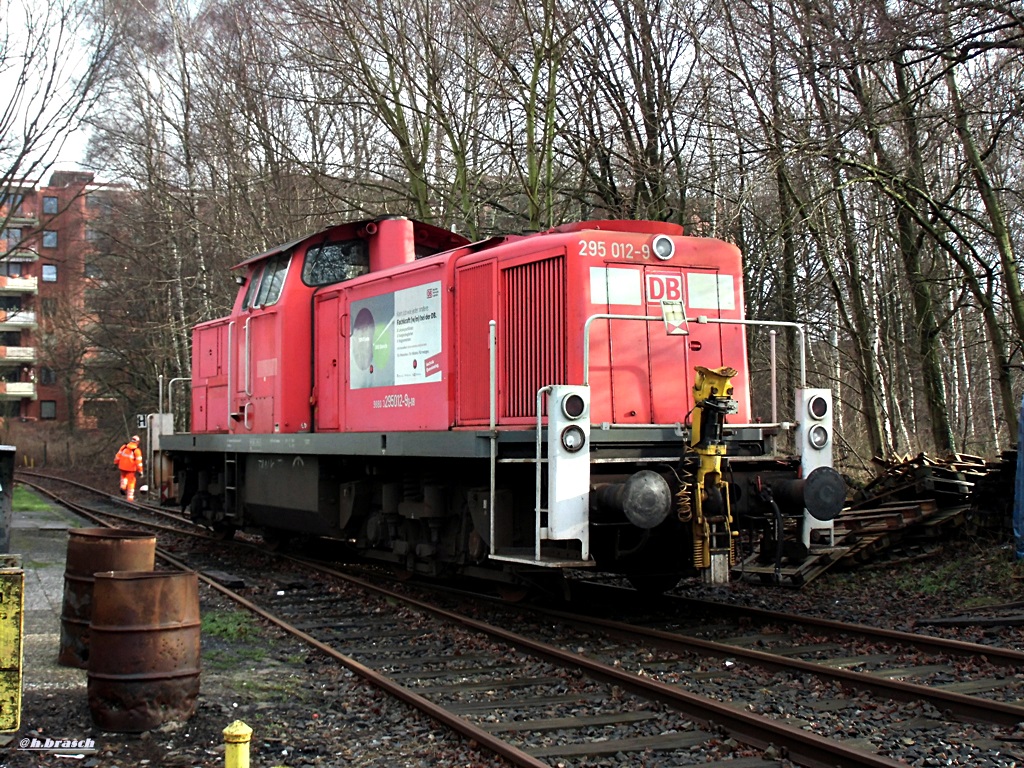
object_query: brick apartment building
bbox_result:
[0,171,119,429]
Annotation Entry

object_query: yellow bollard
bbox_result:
[223,720,253,768]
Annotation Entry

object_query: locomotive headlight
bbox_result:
[561,392,588,420]
[652,235,675,261]
[807,394,829,420]
[561,424,586,453]
[808,424,830,449]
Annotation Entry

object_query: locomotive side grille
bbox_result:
[501,255,566,418]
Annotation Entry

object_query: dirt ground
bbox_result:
[3,471,1020,767]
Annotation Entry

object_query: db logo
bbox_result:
[646,274,683,303]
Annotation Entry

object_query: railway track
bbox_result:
[18,470,1024,767]
[536,583,1024,720]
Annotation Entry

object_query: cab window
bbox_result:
[242,252,290,310]
[302,239,369,286]
[241,263,264,310]
[254,253,290,307]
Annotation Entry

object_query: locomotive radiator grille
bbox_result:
[501,255,566,419]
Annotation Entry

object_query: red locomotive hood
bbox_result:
[544,220,685,236]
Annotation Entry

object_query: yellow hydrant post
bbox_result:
[223,720,253,768]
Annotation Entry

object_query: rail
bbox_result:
[243,317,252,397]
[534,384,554,561]
[484,310,806,565]
[488,320,497,563]
[228,320,236,425]
[164,376,189,434]
[582,312,807,413]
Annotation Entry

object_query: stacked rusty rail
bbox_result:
[836,452,994,563]
[736,452,1010,587]
[834,453,991,568]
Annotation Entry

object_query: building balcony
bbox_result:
[2,248,39,263]
[0,381,36,400]
[0,276,37,295]
[3,211,38,228]
[0,347,35,365]
[0,310,36,331]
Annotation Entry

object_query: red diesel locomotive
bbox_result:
[161,216,845,589]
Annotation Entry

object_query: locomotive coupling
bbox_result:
[771,466,846,521]
[592,470,673,529]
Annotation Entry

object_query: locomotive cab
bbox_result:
[189,217,469,436]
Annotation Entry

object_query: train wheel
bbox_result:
[627,572,682,594]
[261,529,292,552]
[497,585,530,602]
[513,570,572,602]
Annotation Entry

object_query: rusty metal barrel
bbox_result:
[87,570,201,732]
[58,528,156,668]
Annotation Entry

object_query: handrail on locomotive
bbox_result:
[491,311,838,583]
[156,309,840,586]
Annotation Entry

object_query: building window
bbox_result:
[0,262,22,277]
[1,194,24,213]
[86,194,111,213]
[40,400,57,419]
[1,228,21,244]
[42,264,57,282]
[39,367,57,385]
[40,298,57,317]
[43,196,58,215]
[84,262,102,279]
[42,231,57,248]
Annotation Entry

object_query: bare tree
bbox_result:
[0,0,114,240]
[76,0,1024,459]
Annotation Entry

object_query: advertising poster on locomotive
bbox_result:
[349,282,443,396]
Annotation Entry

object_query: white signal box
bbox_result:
[546,385,591,557]
[795,388,835,544]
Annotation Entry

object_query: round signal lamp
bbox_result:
[652,235,675,261]
[808,394,829,420]
[561,425,586,453]
[808,424,830,450]
[561,392,587,420]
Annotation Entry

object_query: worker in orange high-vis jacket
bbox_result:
[114,435,144,502]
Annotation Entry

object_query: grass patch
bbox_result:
[202,609,258,641]
[910,560,962,595]
[875,555,981,596]
[13,485,53,512]
[204,646,268,669]
[851,543,1019,602]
